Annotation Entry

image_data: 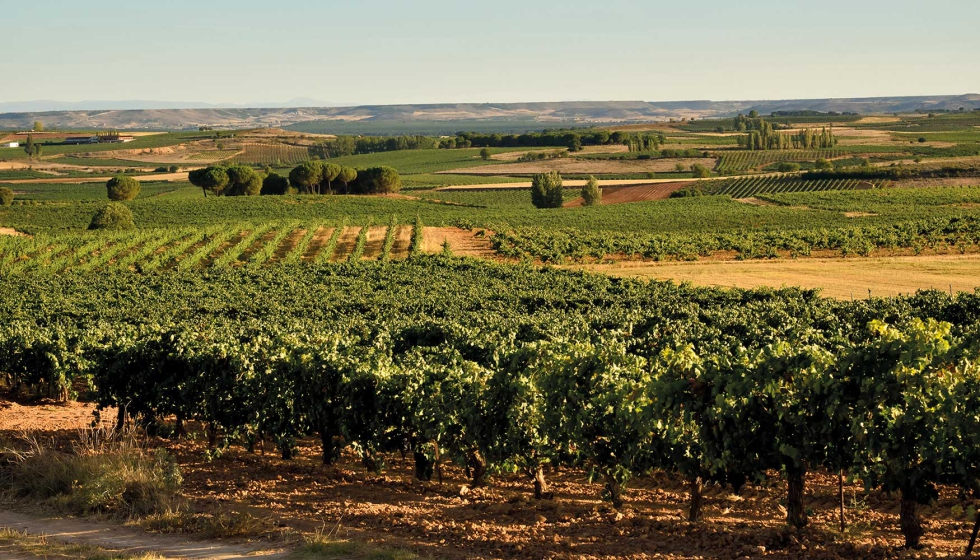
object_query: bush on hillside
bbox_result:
[106,176,141,201]
[88,203,135,231]
[0,187,13,207]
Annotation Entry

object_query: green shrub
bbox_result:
[106,176,141,201]
[0,187,13,207]
[691,163,712,178]
[777,162,802,173]
[88,203,135,231]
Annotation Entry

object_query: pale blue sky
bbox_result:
[3,0,978,107]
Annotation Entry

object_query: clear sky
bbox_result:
[3,0,978,107]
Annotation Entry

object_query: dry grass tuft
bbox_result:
[0,425,181,518]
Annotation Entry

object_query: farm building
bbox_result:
[63,134,136,145]
[2,141,18,148]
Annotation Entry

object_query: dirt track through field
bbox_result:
[271,228,306,262]
[0,510,284,560]
[0,171,191,184]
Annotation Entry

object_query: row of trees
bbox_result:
[188,162,400,197]
[735,117,839,151]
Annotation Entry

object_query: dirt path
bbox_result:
[0,227,29,237]
[0,172,190,184]
[0,510,285,560]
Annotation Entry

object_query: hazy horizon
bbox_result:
[4,0,978,109]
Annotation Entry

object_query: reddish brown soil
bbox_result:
[389,225,414,260]
[421,227,496,258]
[331,227,363,262]
[362,226,389,261]
[564,182,693,207]
[2,401,976,560]
[271,228,306,263]
[301,227,334,262]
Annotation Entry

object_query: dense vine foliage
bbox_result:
[1,259,980,548]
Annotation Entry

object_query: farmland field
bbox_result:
[4,108,980,560]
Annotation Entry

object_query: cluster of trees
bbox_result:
[189,162,399,197]
[735,117,839,151]
[581,175,601,206]
[516,149,567,163]
[624,132,665,153]
[187,165,264,197]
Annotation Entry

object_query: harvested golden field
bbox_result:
[577,254,980,299]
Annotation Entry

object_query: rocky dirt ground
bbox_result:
[2,400,979,559]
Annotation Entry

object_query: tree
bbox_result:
[321,163,342,194]
[168,165,179,173]
[691,164,711,178]
[188,166,230,197]
[0,187,13,207]
[581,176,601,206]
[777,162,801,173]
[88,203,135,231]
[261,173,292,195]
[479,148,492,161]
[225,165,262,196]
[530,171,563,209]
[33,121,44,132]
[675,163,688,173]
[338,167,357,195]
[289,161,323,194]
[106,176,141,201]
[354,166,401,194]
[815,158,834,171]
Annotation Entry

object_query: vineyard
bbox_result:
[2,261,980,555]
[716,149,844,174]
[230,143,313,165]
[702,176,878,198]
[0,219,421,273]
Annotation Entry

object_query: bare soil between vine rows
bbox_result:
[1,401,977,559]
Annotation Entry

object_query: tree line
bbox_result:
[188,162,400,197]
[734,115,839,151]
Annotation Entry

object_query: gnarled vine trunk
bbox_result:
[787,465,808,529]
[966,510,980,556]
[605,472,623,509]
[533,464,552,500]
[467,449,487,487]
[689,476,704,522]
[900,492,924,549]
[413,450,433,481]
[320,432,337,465]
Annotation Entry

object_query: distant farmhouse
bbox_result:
[2,141,18,148]
[63,133,136,145]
